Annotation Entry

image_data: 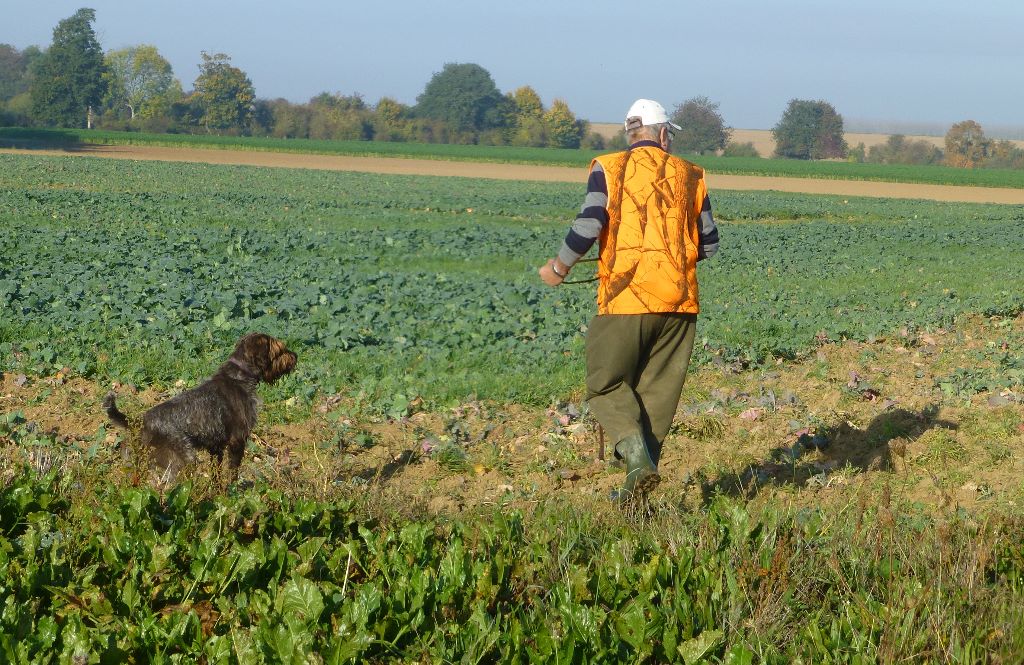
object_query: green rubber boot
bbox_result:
[610,433,660,504]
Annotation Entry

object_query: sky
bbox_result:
[6,0,1024,134]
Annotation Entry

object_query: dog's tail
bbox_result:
[103,391,132,430]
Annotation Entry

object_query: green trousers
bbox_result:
[586,313,697,465]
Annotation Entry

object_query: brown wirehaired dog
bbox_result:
[104,333,297,481]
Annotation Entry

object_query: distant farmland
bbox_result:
[588,123,1024,158]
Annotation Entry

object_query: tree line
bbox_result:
[2,8,1021,169]
[0,9,600,149]
[671,97,1024,169]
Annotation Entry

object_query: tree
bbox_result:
[670,96,731,155]
[504,86,546,146]
[544,99,584,148]
[169,94,204,130]
[0,44,24,100]
[502,87,541,146]
[29,8,106,128]
[944,120,990,168]
[510,86,543,119]
[415,63,508,136]
[104,45,180,120]
[772,99,847,159]
[309,92,365,112]
[375,97,406,124]
[193,51,255,133]
[372,97,412,141]
[0,44,42,101]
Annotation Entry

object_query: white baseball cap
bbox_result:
[624,99,681,130]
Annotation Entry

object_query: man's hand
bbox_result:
[538,258,568,287]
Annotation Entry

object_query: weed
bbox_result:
[916,429,967,466]
[431,442,470,473]
[676,414,726,441]
[981,440,1013,465]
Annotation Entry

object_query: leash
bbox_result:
[547,256,603,457]
[561,257,599,285]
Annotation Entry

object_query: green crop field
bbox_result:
[5,126,1024,189]
[2,152,1024,662]
[2,154,1022,407]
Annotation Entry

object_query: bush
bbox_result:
[1,93,33,127]
[308,109,372,142]
[0,100,32,128]
[606,132,628,151]
[722,141,760,158]
[91,112,133,131]
[477,129,508,146]
[371,120,407,143]
[867,135,943,166]
[509,116,547,147]
[581,131,605,150]
[135,114,174,134]
[985,140,1024,169]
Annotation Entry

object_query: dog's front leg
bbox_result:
[225,435,247,480]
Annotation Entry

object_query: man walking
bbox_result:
[539,98,720,503]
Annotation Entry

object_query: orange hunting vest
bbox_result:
[594,146,706,315]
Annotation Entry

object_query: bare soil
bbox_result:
[4,143,1024,204]
[4,315,1022,517]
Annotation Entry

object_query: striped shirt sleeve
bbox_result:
[557,161,608,268]
[697,192,720,260]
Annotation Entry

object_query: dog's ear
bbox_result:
[233,333,263,358]
[265,338,297,383]
[234,333,296,383]
[233,333,271,378]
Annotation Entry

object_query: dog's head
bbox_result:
[232,333,297,384]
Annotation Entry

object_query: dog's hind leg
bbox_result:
[148,434,196,483]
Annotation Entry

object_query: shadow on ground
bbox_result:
[0,129,94,152]
[699,405,958,503]
[354,449,419,484]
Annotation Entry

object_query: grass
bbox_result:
[4,126,1024,189]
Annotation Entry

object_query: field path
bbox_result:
[4,143,1024,204]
